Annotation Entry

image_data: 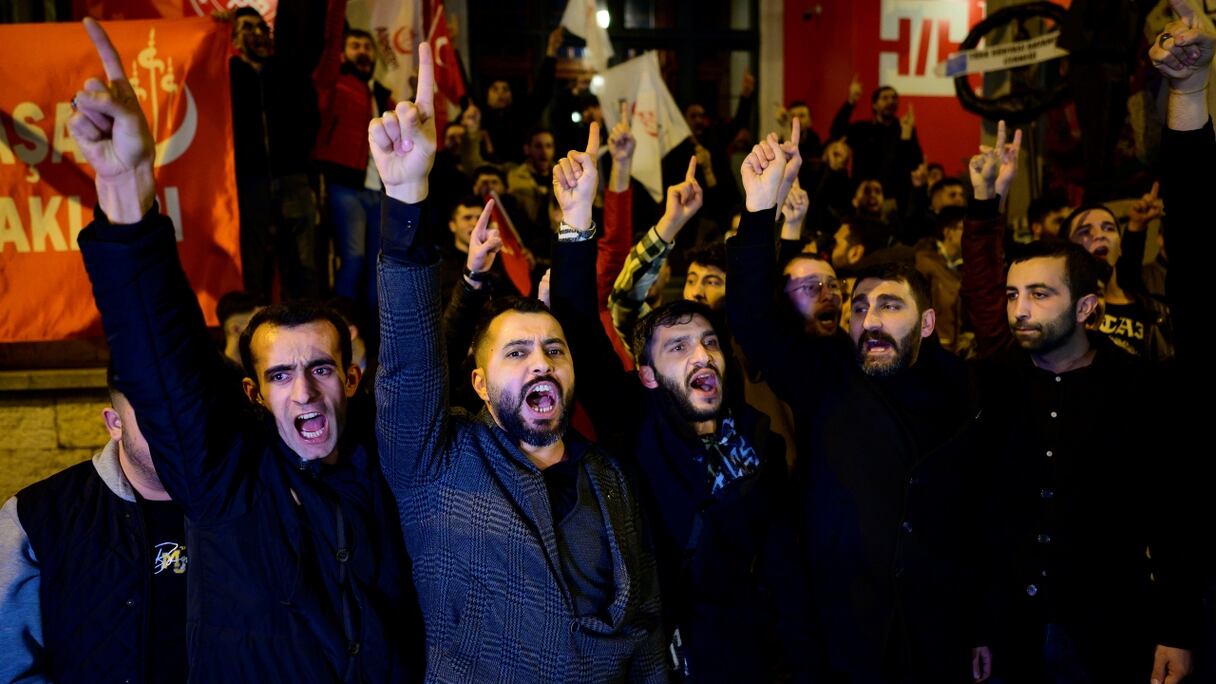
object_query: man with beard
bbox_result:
[777,182,845,338]
[782,254,844,338]
[227,5,322,300]
[830,78,923,209]
[547,141,811,681]
[372,46,666,681]
[314,15,394,306]
[68,19,419,680]
[727,131,992,682]
[961,100,1202,684]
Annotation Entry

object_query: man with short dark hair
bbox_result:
[1,366,188,684]
[829,216,893,272]
[547,139,811,682]
[831,75,923,206]
[778,99,824,161]
[1061,197,1172,360]
[960,112,1200,682]
[314,2,395,305]
[507,127,558,255]
[682,243,727,311]
[68,20,418,680]
[478,26,561,165]
[782,253,844,338]
[1026,194,1072,242]
[227,5,322,301]
[852,177,886,219]
[914,205,967,352]
[728,130,990,681]
[371,48,665,680]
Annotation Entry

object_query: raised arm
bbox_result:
[550,124,635,431]
[1102,181,1161,307]
[312,0,351,113]
[726,126,827,402]
[72,19,249,522]
[961,121,1022,358]
[829,74,862,139]
[1142,6,1214,681]
[608,156,703,340]
[372,42,460,487]
[599,119,637,310]
[1150,0,1213,361]
[441,208,504,404]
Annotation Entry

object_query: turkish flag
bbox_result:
[486,191,533,297]
[426,3,465,102]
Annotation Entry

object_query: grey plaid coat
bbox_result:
[375,197,667,683]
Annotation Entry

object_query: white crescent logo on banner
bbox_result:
[435,36,449,66]
[154,86,197,168]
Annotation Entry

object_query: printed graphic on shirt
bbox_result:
[1098,312,1145,357]
[153,541,188,575]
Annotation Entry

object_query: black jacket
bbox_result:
[551,234,812,682]
[8,446,185,684]
[79,209,420,682]
[972,335,1200,681]
[728,207,985,682]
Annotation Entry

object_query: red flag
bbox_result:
[426,4,465,101]
[486,191,533,297]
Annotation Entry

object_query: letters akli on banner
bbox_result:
[0,18,241,343]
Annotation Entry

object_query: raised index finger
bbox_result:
[685,155,697,183]
[414,42,434,116]
[1149,181,1160,201]
[790,117,801,147]
[83,18,128,83]
[994,120,1007,152]
[585,121,600,157]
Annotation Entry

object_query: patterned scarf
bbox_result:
[695,413,761,494]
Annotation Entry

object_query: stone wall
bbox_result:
[0,375,111,500]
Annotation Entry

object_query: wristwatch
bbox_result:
[463,266,493,282]
[558,219,597,242]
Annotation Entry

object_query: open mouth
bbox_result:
[863,338,895,354]
[294,411,329,442]
[523,381,559,415]
[688,368,720,396]
[1092,245,1110,258]
[816,308,840,329]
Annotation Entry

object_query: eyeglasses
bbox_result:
[785,277,841,299]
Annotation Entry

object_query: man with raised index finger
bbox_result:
[371,43,667,682]
[69,19,419,682]
[727,129,993,682]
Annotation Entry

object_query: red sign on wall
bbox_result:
[785,0,985,175]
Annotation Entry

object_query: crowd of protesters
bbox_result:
[1,1,1214,682]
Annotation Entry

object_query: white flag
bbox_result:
[597,52,692,201]
[347,0,424,102]
[560,0,614,73]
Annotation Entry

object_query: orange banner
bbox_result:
[75,0,279,25]
[0,18,241,343]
